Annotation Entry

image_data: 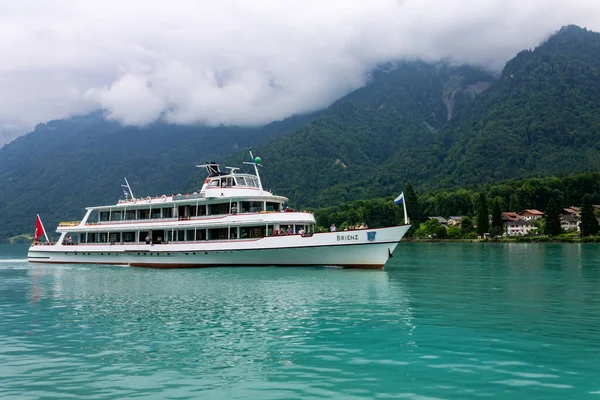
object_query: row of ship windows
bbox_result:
[95,201,282,222]
[74,225,312,244]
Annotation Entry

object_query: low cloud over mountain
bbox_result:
[1,0,599,135]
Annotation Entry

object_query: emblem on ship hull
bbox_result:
[367,231,376,241]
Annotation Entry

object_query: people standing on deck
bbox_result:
[231,203,238,214]
[286,225,293,235]
[330,224,336,232]
[145,234,151,244]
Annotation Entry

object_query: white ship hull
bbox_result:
[28,225,410,269]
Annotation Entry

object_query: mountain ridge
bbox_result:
[1,25,599,241]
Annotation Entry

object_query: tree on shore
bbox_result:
[544,197,562,236]
[491,199,504,237]
[461,216,474,235]
[580,195,599,236]
[509,193,522,213]
[405,182,420,223]
[476,193,489,235]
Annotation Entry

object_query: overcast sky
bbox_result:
[1,0,599,136]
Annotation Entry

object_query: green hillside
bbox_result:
[256,62,496,207]
[438,25,600,186]
[0,112,318,242]
[2,25,600,241]
[250,25,600,207]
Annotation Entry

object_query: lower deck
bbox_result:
[29,225,411,269]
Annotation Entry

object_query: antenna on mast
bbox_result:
[122,177,136,200]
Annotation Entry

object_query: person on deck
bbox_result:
[286,225,293,235]
[330,224,336,232]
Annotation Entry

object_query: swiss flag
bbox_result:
[35,215,45,241]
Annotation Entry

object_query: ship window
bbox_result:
[265,202,280,211]
[80,233,86,243]
[110,211,123,221]
[88,233,98,243]
[247,178,258,188]
[208,203,229,215]
[240,226,266,239]
[236,176,247,186]
[99,232,108,243]
[109,232,121,243]
[196,229,206,241]
[139,231,149,242]
[139,209,150,219]
[209,179,220,187]
[177,230,185,242]
[208,228,228,240]
[100,211,109,222]
[241,201,263,213]
[125,210,136,220]
[151,209,161,219]
[186,230,195,241]
[162,208,173,218]
[123,232,135,242]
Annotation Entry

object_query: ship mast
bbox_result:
[243,150,263,190]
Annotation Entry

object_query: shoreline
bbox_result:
[405,237,598,244]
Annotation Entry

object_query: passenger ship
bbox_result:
[28,156,410,269]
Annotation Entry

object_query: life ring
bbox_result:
[161,195,167,202]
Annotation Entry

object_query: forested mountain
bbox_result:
[255,63,496,206]
[0,112,318,242]
[438,25,600,186]
[255,25,600,206]
[2,25,600,241]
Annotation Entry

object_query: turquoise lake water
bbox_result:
[1,242,599,399]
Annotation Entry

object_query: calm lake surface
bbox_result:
[1,242,599,399]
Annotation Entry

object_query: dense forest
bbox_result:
[0,112,319,242]
[312,172,600,237]
[253,25,600,205]
[2,25,600,242]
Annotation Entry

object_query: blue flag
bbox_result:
[394,193,404,205]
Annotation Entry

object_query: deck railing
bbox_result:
[58,221,80,227]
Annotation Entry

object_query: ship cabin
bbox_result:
[56,162,316,245]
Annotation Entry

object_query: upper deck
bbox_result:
[64,158,297,229]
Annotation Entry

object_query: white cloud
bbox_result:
[1,0,599,134]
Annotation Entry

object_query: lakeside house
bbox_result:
[561,207,580,231]
[502,211,538,236]
[518,209,545,221]
[428,216,448,225]
[447,216,464,226]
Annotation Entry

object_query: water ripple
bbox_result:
[1,243,600,398]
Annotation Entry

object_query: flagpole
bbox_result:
[402,192,409,225]
[37,214,50,242]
